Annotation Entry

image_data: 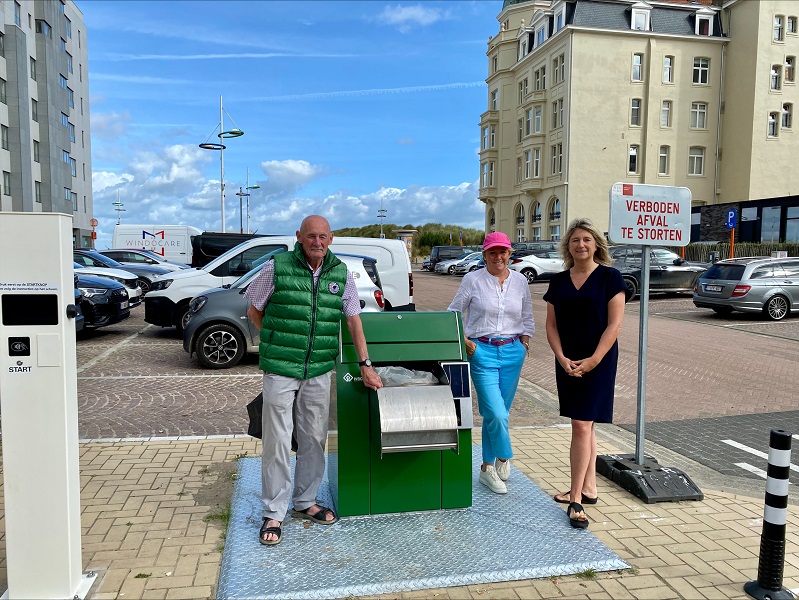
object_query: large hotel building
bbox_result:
[480,0,799,244]
[0,0,92,247]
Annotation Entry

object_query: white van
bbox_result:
[144,236,414,330]
[112,225,202,264]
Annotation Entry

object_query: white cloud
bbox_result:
[258,159,326,198]
[91,111,133,140]
[247,81,484,102]
[376,5,451,33]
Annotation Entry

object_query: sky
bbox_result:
[84,0,499,249]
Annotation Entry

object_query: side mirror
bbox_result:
[673,258,686,265]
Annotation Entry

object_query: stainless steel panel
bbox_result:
[377,386,458,454]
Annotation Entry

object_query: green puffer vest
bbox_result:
[259,243,348,379]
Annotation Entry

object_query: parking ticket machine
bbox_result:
[0,213,93,599]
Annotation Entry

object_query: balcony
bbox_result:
[549,211,561,221]
[532,214,542,223]
[516,216,525,225]
[520,178,542,193]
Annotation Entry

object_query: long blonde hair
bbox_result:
[559,218,612,270]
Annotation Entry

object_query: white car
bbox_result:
[73,262,144,307]
[508,250,565,283]
[435,252,478,274]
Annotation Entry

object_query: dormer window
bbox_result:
[694,7,714,36]
[519,38,528,61]
[631,2,651,32]
[536,26,546,47]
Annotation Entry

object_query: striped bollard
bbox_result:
[744,429,795,600]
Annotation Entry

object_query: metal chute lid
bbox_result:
[377,386,458,455]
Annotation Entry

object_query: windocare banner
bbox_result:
[608,183,691,247]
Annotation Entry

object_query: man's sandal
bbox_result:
[566,502,590,529]
[553,491,598,505]
[290,505,338,525]
[259,518,282,545]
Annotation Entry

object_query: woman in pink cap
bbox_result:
[448,231,535,494]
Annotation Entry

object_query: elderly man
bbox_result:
[245,215,382,545]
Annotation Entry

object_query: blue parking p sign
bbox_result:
[725,209,737,229]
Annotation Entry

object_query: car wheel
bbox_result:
[521,268,537,284]
[711,306,734,316]
[764,295,789,321]
[469,265,478,272]
[623,277,638,302]
[195,323,246,369]
[137,278,151,294]
[448,265,455,274]
[175,304,191,333]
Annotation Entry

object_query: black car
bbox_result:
[74,249,171,294]
[76,273,131,329]
[73,278,85,333]
[610,246,709,301]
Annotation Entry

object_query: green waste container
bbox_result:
[330,311,473,517]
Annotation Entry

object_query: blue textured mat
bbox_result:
[217,446,627,599]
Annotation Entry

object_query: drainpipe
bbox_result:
[714,32,728,203]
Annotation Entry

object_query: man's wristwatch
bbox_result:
[359,359,373,368]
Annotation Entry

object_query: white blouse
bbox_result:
[447,268,535,339]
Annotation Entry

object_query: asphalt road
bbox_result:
[75,267,799,489]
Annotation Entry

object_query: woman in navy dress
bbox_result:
[543,218,625,529]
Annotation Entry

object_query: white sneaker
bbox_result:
[495,458,511,481]
[479,465,507,494]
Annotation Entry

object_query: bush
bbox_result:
[676,242,799,262]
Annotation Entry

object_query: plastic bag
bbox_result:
[375,366,438,387]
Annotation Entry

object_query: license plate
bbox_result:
[705,285,722,292]
[120,301,129,309]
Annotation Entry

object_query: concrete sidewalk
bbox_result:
[13,423,791,600]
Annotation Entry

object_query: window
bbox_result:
[0,33,4,58]
[1,125,8,150]
[517,119,523,143]
[518,40,527,62]
[533,148,540,177]
[65,16,72,38]
[35,19,52,37]
[762,206,781,242]
[482,127,489,150]
[691,102,708,128]
[536,26,546,47]
[489,125,496,148]
[768,112,779,137]
[488,162,495,186]
[0,78,6,104]
[60,38,66,51]
[632,54,644,81]
[553,54,565,83]
[786,57,796,83]
[518,80,524,104]
[71,192,78,212]
[774,15,784,41]
[550,198,561,221]
[35,181,41,203]
[696,15,712,36]
[33,140,40,162]
[658,146,670,175]
[550,225,561,241]
[59,75,68,90]
[524,150,531,178]
[2,171,10,196]
[771,65,782,90]
[663,56,674,83]
[517,157,522,182]
[30,57,36,80]
[533,202,542,223]
[628,145,640,174]
[688,147,705,175]
[68,86,74,107]
[631,99,642,126]
[786,207,799,242]
[555,10,564,32]
[69,122,75,143]
[789,17,797,34]
[534,105,542,133]
[783,103,793,128]
[551,143,562,174]
[66,52,73,74]
[552,102,558,128]
[69,157,77,177]
[490,89,498,110]
[693,58,709,84]
[661,101,672,127]
[31,99,38,122]
[61,113,69,127]
[492,55,498,73]
[632,6,650,31]
[481,162,488,187]
[525,109,532,135]
[14,2,21,26]
[535,67,546,91]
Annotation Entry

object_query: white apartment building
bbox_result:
[481,0,799,245]
[0,0,92,247]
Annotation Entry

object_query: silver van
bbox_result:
[693,256,799,320]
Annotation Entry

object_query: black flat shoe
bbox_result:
[566,502,589,529]
[554,491,598,505]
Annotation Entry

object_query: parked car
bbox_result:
[429,245,478,271]
[183,253,385,369]
[435,252,478,274]
[74,249,170,294]
[452,253,487,275]
[98,249,191,271]
[73,262,143,308]
[508,250,565,283]
[421,258,433,271]
[75,273,131,329]
[693,257,799,321]
[610,246,709,301]
[511,241,558,252]
[73,279,85,333]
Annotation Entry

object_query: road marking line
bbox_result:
[77,324,154,374]
[722,440,799,474]
[79,374,261,380]
[733,462,794,484]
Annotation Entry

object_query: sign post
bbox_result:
[725,209,737,259]
[598,183,703,503]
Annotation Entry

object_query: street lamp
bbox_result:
[244,167,260,234]
[199,95,244,232]
[113,190,125,225]
[377,197,387,238]
[235,188,250,234]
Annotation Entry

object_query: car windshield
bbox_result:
[84,251,124,268]
[703,264,746,280]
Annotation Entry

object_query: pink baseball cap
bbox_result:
[482,231,513,251]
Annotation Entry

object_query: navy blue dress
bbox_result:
[543,265,625,423]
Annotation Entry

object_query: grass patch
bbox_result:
[204,502,231,527]
[134,573,151,579]
[576,568,597,580]
[233,452,249,460]
[198,466,211,475]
